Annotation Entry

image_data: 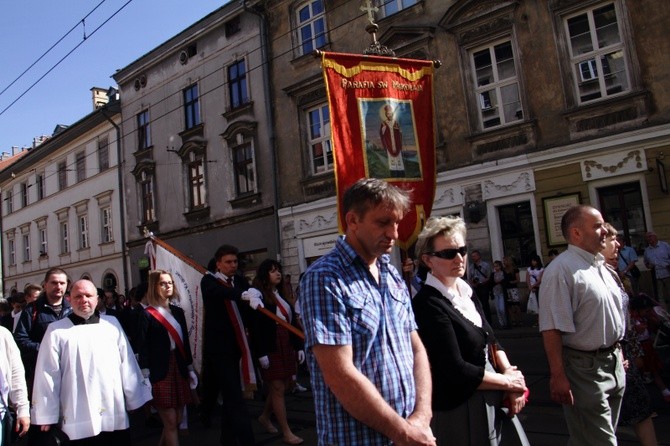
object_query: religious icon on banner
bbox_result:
[360,98,421,179]
[321,51,436,249]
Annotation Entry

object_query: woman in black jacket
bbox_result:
[412,216,529,446]
[139,270,196,446]
[246,259,304,445]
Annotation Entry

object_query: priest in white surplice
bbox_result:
[31,279,152,445]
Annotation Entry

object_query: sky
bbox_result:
[0,0,226,153]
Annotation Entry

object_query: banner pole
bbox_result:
[147,234,305,340]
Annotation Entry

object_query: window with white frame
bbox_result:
[22,233,30,262]
[79,215,89,249]
[76,151,86,183]
[376,0,417,19]
[188,154,207,209]
[60,221,69,254]
[228,59,249,110]
[296,0,327,56]
[564,2,629,103]
[101,207,113,243]
[137,110,152,150]
[183,84,201,130]
[7,238,15,266]
[39,228,47,256]
[58,161,67,190]
[306,103,333,174]
[234,143,256,195]
[20,182,28,207]
[98,137,109,172]
[36,172,45,200]
[5,190,12,214]
[471,39,523,130]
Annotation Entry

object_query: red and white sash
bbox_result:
[146,305,187,359]
[211,272,257,390]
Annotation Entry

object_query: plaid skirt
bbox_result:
[151,351,192,409]
[260,326,297,382]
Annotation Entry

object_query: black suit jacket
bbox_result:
[412,283,501,410]
[200,273,249,360]
[138,304,193,383]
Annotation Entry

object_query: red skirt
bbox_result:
[151,351,192,409]
[260,326,297,382]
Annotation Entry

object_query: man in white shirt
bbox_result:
[31,279,152,445]
[539,205,625,446]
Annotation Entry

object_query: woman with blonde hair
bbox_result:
[138,270,197,446]
[412,216,529,445]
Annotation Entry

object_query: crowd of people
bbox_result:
[0,178,668,446]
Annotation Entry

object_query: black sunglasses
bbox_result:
[429,246,467,260]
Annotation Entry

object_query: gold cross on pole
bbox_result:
[360,0,379,25]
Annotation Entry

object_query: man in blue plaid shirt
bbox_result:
[300,178,435,446]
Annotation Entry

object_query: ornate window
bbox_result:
[188,154,207,209]
[306,103,333,174]
[101,207,113,243]
[564,2,630,103]
[234,143,256,195]
[296,0,327,56]
[78,215,89,249]
[470,39,523,129]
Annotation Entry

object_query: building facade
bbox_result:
[267,0,670,287]
[0,90,126,295]
[113,1,279,285]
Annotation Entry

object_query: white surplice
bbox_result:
[31,315,152,440]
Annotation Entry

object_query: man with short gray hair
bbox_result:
[539,205,625,445]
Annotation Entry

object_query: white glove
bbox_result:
[241,289,264,310]
[188,370,198,390]
[141,368,150,379]
[259,356,270,369]
[297,350,305,364]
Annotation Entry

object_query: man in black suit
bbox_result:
[200,244,255,446]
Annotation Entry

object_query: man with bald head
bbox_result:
[539,205,626,445]
[31,280,152,445]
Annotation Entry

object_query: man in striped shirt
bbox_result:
[300,178,435,446]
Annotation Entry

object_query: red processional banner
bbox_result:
[322,51,436,250]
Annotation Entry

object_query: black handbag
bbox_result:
[2,409,15,445]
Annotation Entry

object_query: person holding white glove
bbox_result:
[248,259,305,445]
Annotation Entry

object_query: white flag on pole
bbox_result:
[153,243,204,374]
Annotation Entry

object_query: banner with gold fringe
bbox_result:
[321,51,436,250]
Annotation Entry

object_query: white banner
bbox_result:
[154,244,204,374]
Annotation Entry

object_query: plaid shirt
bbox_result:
[301,236,417,445]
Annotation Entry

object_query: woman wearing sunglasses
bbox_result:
[412,216,529,446]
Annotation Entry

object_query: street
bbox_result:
[130,323,670,445]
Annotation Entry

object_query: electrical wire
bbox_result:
[1,0,407,204]
[0,0,108,99]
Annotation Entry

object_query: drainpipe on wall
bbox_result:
[101,106,130,294]
[242,0,281,261]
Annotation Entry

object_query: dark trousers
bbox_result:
[474,285,493,323]
[201,356,255,446]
